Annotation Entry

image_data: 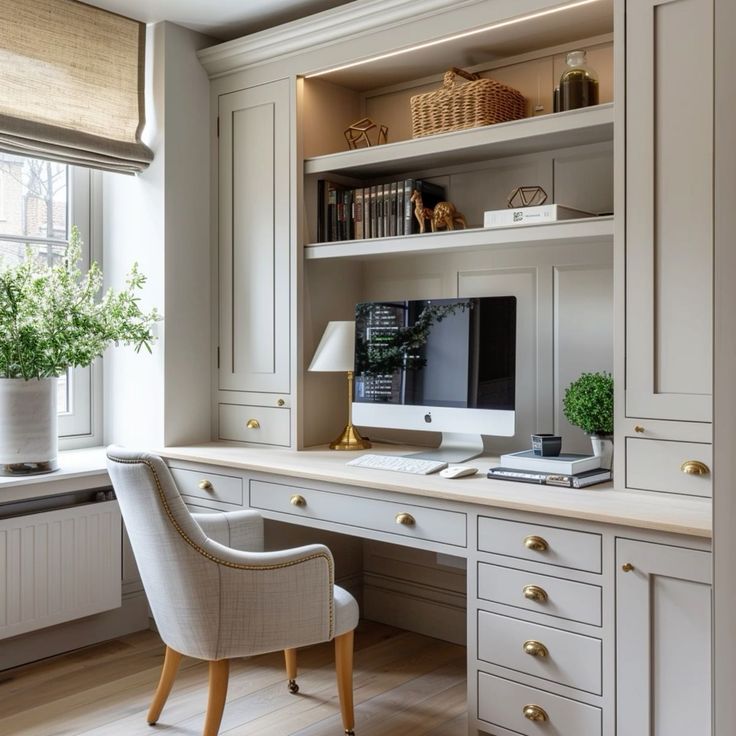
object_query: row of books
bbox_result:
[317,179,445,243]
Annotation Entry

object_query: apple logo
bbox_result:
[424,412,432,423]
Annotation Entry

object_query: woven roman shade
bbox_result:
[0,0,152,174]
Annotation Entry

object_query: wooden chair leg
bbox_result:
[335,630,355,736]
[284,648,299,693]
[203,659,230,736]
[147,646,183,725]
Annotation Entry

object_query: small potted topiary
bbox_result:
[562,371,614,469]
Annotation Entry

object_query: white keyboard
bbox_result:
[347,454,447,475]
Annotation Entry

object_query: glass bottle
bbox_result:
[559,50,599,111]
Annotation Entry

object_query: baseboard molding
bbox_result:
[0,591,150,672]
[362,571,467,645]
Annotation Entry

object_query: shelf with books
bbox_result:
[303,103,613,179]
[304,215,614,261]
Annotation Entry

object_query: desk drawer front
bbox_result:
[477,563,602,626]
[477,516,602,573]
[170,466,243,506]
[250,480,467,547]
[478,610,602,694]
[478,672,601,736]
[219,403,291,447]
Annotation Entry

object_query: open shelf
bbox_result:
[304,104,613,179]
[304,216,614,261]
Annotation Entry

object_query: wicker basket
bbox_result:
[410,67,526,138]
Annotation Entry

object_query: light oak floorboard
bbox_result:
[0,621,466,736]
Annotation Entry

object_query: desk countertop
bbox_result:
[161,443,712,539]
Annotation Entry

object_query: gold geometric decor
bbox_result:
[344,118,388,149]
[507,186,548,208]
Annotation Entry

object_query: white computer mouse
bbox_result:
[439,466,478,479]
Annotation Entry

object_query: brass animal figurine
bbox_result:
[410,189,468,233]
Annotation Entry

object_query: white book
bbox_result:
[483,204,595,228]
[498,450,601,475]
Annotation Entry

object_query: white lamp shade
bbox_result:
[309,321,355,372]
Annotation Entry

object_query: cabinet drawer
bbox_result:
[478,610,602,695]
[626,438,712,497]
[250,480,466,548]
[477,563,601,626]
[478,672,601,736]
[170,466,243,506]
[477,516,602,573]
[219,403,291,446]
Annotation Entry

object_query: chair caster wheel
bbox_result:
[288,679,299,694]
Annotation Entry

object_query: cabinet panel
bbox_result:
[626,0,713,422]
[617,539,711,735]
[218,80,290,394]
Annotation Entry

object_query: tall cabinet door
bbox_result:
[218,80,291,395]
[625,0,713,423]
[616,539,711,735]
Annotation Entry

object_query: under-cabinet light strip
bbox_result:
[305,0,603,77]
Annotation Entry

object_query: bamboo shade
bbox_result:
[0,0,152,173]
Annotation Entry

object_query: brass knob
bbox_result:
[290,494,306,507]
[395,512,415,527]
[621,563,635,573]
[277,399,286,407]
[523,585,548,603]
[523,704,549,722]
[246,418,261,429]
[524,535,548,552]
[634,425,645,433]
[681,460,709,475]
[523,640,549,658]
[198,479,213,491]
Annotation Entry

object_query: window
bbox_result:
[0,153,98,443]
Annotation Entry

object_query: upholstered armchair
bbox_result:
[106,447,359,736]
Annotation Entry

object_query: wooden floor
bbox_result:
[0,621,467,736]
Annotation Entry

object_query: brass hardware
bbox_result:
[395,512,416,527]
[523,585,548,603]
[290,494,306,507]
[621,563,635,573]
[277,398,286,407]
[246,418,261,430]
[523,640,549,658]
[680,460,710,476]
[198,479,213,491]
[634,425,645,433]
[523,704,549,722]
[524,535,549,552]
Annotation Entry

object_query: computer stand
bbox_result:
[409,433,484,464]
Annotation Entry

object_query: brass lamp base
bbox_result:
[330,424,371,451]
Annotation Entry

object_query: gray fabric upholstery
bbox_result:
[106,447,358,661]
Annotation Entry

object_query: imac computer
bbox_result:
[353,296,516,463]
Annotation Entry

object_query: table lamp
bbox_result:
[309,320,371,451]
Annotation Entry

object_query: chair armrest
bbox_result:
[191,510,264,552]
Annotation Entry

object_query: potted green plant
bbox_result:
[0,227,159,476]
[562,371,614,469]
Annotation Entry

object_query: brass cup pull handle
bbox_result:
[523,585,548,603]
[246,418,261,430]
[524,535,548,552]
[523,704,549,722]
[198,479,213,491]
[290,494,306,507]
[523,640,549,658]
[395,512,416,527]
[681,460,709,475]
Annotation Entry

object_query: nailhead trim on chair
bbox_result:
[108,454,335,638]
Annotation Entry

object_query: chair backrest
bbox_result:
[106,446,222,659]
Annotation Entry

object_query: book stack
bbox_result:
[483,204,595,228]
[487,450,611,488]
[317,179,445,243]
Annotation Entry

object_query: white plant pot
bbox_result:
[0,377,58,475]
[590,434,613,470]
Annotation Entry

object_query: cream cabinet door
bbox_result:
[218,80,291,394]
[625,0,713,423]
[616,539,711,735]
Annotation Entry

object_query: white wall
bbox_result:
[102,22,213,449]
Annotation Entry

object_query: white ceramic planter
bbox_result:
[0,377,58,475]
[590,434,614,470]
